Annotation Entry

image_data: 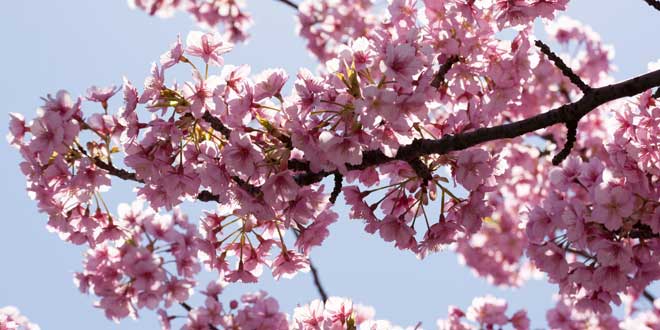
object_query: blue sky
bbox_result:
[1,1,659,329]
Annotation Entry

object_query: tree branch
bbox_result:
[392,68,660,161]
[552,120,577,165]
[309,261,329,301]
[292,68,660,185]
[329,172,343,204]
[276,0,299,10]
[431,56,459,88]
[642,0,660,11]
[92,157,144,183]
[201,111,231,139]
[91,70,660,204]
[408,158,432,184]
[643,290,657,303]
[292,230,329,301]
[535,40,591,93]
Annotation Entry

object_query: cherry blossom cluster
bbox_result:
[128,0,252,42]
[620,299,660,330]
[436,295,530,330]
[0,307,40,330]
[453,14,618,288]
[296,0,376,61]
[160,284,289,330]
[525,90,660,313]
[290,297,393,330]
[545,298,621,330]
[74,202,200,321]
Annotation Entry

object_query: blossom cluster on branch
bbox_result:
[0,307,40,330]
[7,0,660,329]
[127,0,253,42]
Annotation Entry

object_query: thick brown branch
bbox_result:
[408,158,432,184]
[395,68,660,161]
[642,0,660,11]
[295,169,333,186]
[431,56,459,88]
[276,0,299,10]
[197,190,220,202]
[92,157,144,183]
[202,111,232,138]
[295,69,660,186]
[535,40,591,93]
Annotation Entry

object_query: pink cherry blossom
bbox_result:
[185,31,232,67]
[590,186,635,230]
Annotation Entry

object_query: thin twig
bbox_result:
[179,302,219,330]
[566,248,657,304]
[309,262,328,301]
[552,120,577,165]
[276,0,299,10]
[292,230,329,301]
[643,290,657,303]
[642,0,660,11]
[535,40,591,93]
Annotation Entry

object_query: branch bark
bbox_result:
[202,111,231,139]
[431,56,459,88]
[535,40,591,93]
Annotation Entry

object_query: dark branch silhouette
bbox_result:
[292,229,329,301]
[552,120,578,165]
[642,0,660,11]
[330,172,343,204]
[202,111,231,138]
[535,40,591,93]
[431,56,459,88]
[276,0,299,10]
[309,261,329,301]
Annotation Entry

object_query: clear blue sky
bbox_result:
[1,1,658,329]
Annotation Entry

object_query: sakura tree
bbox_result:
[6,0,660,329]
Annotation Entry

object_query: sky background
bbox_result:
[1,1,659,329]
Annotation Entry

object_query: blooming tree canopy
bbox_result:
[6,0,660,329]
